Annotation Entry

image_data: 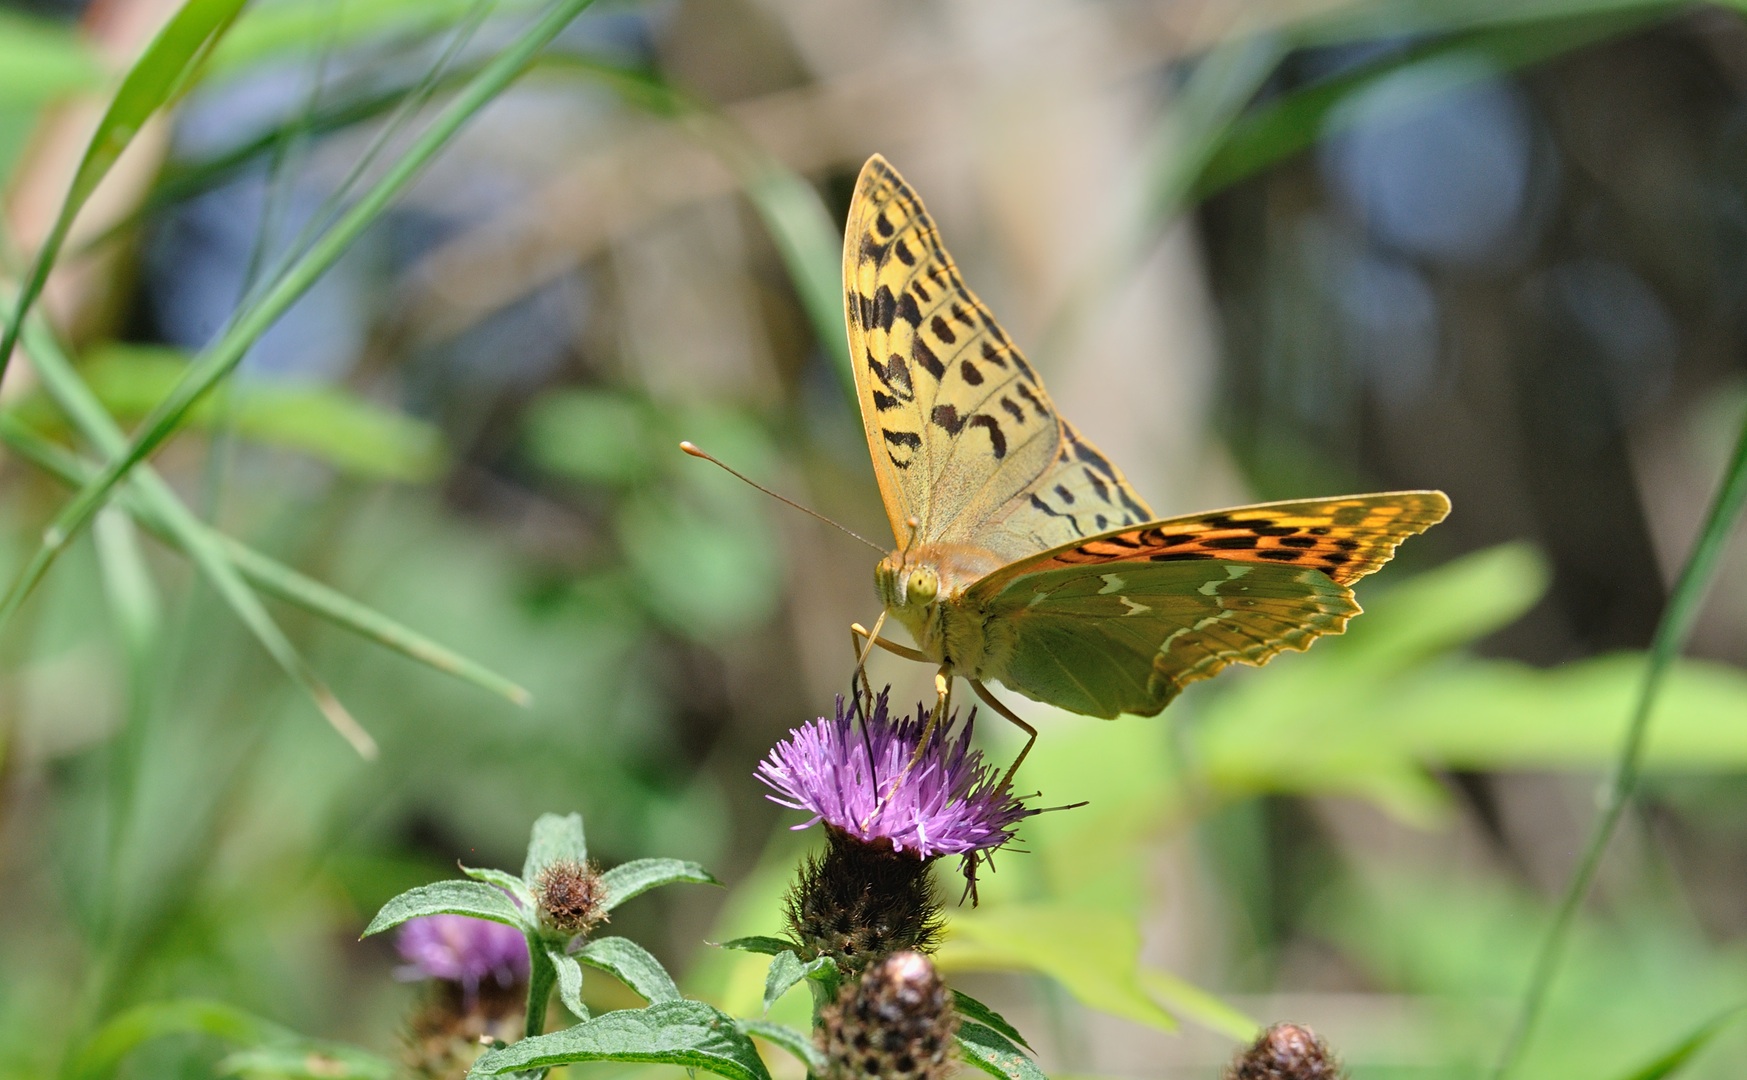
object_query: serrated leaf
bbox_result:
[523,812,587,881]
[717,935,794,956]
[957,1022,1048,1080]
[362,880,530,936]
[600,858,718,910]
[548,947,588,1021]
[578,937,681,1004]
[951,991,1031,1051]
[468,1000,770,1080]
[737,1018,823,1073]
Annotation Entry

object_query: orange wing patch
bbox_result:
[1006,491,1451,588]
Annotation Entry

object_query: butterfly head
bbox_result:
[875,553,938,613]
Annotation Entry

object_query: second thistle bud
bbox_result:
[1225,1023,1345,1080]
[534,859,608,937]
[818,950,959,1080]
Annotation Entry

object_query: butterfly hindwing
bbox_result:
[844,155,1150,561]
[978,560,1360,718]
[971,491,1451,592]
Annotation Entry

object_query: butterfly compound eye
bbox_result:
[906,568,938,605]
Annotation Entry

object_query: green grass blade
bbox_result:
[1609,1006,1744,1080]
[0,412,530,707]
[1491,412,1747,1078]
[0,0,602,633]
[0,0,248,384]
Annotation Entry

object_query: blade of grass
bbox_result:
[1491,411,1747,1078]
[0,0,601,633]
[0,0,248,385]
[0,320,530,710]
[0,413,530,706]
[1607,1006,1743,1080]
[0,294,373,756]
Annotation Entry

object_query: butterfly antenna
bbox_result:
[679,442,884,553]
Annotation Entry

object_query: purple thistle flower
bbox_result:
[396,915,529,992]
[757,690,1036,860]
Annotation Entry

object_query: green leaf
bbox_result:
[523,812,587,881]
[461,864,536,912]
[549,947,588,1021]
[1609,1007,1743,1080]
[736,1018,822,1073]
[362,880,530,936]
[761,951,805,1014]
[956,1022,1049,1080]
[939,905,1175,1032]
[951,991,1031,1051]
[717,936,794,956]
[578,937,681,1004]
[219,1044,396,1079]
[1138,969,1257,1042]
[468,1000,772,1080]
[600,858,719,910]
[0,0,248,384]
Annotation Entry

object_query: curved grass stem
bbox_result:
[1490,409,1747,1079]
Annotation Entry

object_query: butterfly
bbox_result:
[843,154,1449,747]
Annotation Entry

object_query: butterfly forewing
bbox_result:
[844,155,1150,560]
[981,560,1361,718]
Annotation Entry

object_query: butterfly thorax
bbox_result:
[875,543,1011,675]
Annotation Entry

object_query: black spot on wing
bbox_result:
[1000,396,1025,423]
[1016,384,1048,419]
[931,405,965,435]
[1053,484,1075,505]
[894,238,915,266]
[913,336,945,380]
[981,342,1009,369]
[872,390,898,411]
[959,360,984,386]
[1083,468,1110,502]
[1256,549,1303,561]
[968,414,1005,458]
[930,315,957,345]
[1202,535,1259,551]
[875,211,895,238]
[867,351,913,399]
[859,232,889,265]
[1279,536,1318,548]
[1149,551,1213,562]
[896,291,923,328]
[883,429,921,449]
[872,286,898,331]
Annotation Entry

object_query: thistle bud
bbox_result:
[818,950,959,1080]
[534,859,608,937]
[785,828,944,974]
[1225,1023,1345,1080]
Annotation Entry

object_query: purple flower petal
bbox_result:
[756,691,1036,859]
[396,914,529,990]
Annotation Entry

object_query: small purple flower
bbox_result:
[757,690,1035,860]
[396,915,529,992]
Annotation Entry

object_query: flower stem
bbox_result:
[525,945,556,1039]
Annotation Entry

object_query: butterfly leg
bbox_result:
[969,679,1037,793]
[860,664,953,830]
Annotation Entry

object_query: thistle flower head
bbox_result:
[757,690,1035,860]
[1226,1023,1345,1080]
[395,915,529,992]
[818,950,959,1080]
[535,858,608,937]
